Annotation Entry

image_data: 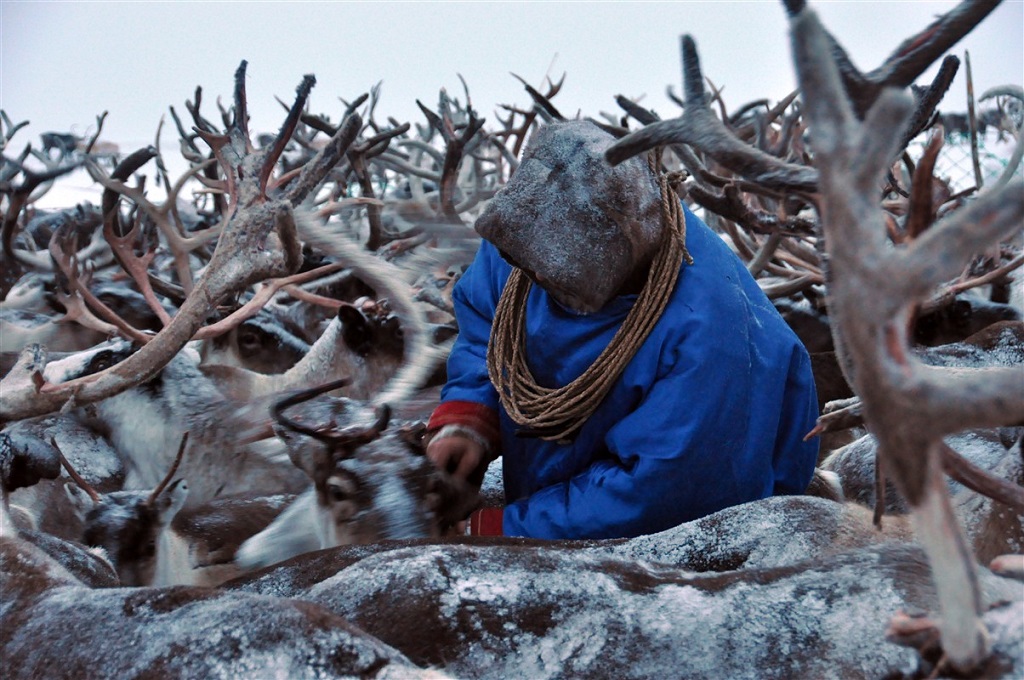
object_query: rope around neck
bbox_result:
[486,151,693,443]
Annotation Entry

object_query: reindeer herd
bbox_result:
[1,0,1022,677]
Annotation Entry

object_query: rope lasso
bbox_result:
[486,150,693,443]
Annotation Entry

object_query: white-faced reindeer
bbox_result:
[36,339,310,506]
[235,379,479,570]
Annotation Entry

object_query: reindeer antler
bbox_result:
[273,378,391,450]
[147,432,189,506]
[0,64,363,424]
[54,438,101,504]
[606,35,817,192]
[790,3,1024,673]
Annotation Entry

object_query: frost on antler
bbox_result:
[790,5,1024,673]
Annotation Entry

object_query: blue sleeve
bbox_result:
[439,242,506,412]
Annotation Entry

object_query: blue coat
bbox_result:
[442,205,820,539]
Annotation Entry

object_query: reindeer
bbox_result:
[0,389,446,677]
[34,338,310,506]
[235,379,479,570]
[197,308,311,375]
[200,296,410,403]
[225,529,1023,680]
[60,438,296,587]
[4,412,124,538]
[60,434,189,586]
[0,496,445,679]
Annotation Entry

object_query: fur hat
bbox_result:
[475,120,663,313]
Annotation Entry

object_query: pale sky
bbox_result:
[2,1,1022,165]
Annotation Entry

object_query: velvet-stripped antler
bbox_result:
[0,63,361,424]
[790,4,1024,674]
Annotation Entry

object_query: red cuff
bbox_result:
[427,401,500,452]
[468,508,504,536]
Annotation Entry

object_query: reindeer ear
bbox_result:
[430,323,458,344]
[153,479,189,522]
[282,436,333,482]
[64,484,97,519]
[337,305,373,356]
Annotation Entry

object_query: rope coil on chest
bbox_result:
[486,151,693,443]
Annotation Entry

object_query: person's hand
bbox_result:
[426,433,485,483]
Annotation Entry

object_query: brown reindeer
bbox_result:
[225,529,1022,680]
[0,501,445,679]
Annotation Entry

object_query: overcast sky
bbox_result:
[2,1,1022,165]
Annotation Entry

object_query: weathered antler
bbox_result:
[0,64,361,423]
[783,0,999,125]
[606,35,817,193]
[416,90,486,219]
[1,145,82,299]
[790,4,1024,673]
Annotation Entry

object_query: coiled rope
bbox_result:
[486,151,693,443]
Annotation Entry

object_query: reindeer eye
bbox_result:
[238,329,261,352]
[89,351,114,373]
[327,482,347,502]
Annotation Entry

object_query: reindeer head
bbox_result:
[40,338,138,385]
[272,379,478,547]
[338,297,405,361]
[62,434,189,586]
[199,309,311,375]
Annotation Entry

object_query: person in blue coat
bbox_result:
[426,120,819,539]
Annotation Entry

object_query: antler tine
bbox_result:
[54,438,101,503]
[605,35,817,193]
[326,403,393,451]
[284,111,362,207]
[258,73,316,199]
[232,60,249,138]
[870,0,1000,91]
[147,431,189,505]
[272,378,354,441]
[511,73,564,122]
